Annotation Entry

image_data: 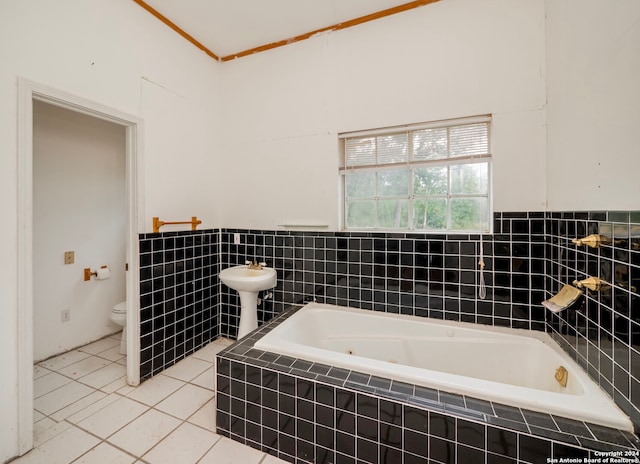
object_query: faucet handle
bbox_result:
[245,260,267,270]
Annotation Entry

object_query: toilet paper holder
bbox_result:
[84,265,109,281]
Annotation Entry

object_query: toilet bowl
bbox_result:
[110,301,127,355]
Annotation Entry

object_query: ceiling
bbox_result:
[138,0,438,60]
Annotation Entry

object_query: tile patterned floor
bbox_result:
[16,334,287,464]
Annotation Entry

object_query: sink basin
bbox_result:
[219,264,277,339]
[219,265,277,292]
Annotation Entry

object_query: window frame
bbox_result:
[339,115,492,233]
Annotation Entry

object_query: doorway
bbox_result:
[33,101,127,361]
[17,78,143,454]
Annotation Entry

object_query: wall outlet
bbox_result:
[64,251,74,264]
[233,233,241,244]
[61,309,71,323]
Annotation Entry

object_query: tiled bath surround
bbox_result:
[217,212,640,431]
[138,229,219,380]
[216,310,639,464]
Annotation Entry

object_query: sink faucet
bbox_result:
[246,260,267,270]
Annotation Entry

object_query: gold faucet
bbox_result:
[572,277,608,292]
[571,234,610,248]
[246,260,267,270]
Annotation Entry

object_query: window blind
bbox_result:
[340,115,491,172]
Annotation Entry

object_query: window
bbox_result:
[340,115,491,232]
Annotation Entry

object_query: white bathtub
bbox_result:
[254,303,633,431]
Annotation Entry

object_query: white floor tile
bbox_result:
[107,409,181,457]
[12,426,100,464]
[33,364,52,380]
[198,436,264,464]
[50,390,107,422]
[100,375,128,393]
[186,398,216,432]
[77,396,148,439]
[116,383,136,396]
[33,381,96,416]
[72,442,136,464]
[25,340,274,464]
[34,371,72,398]
[78,362,126,389]
[66,392,121,424]
[191,366,214,390]
[78,336,121,355]
[126,374,185,406]
[58,356,111,379]
[162,356,211,382]
[142,422,220,464]
[155,383,214,420]
[95,345,126,362]
[191,339,232,362]
[37,350,91,371]
[261,455,292,464]
[33,417,71,447]
[33,410,45,423]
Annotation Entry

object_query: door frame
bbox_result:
[17,78,144,454]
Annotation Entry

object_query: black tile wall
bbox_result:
[138,229,219,380]
[137,211,640,459]
[219,215,548,338]
[545,212,640,430]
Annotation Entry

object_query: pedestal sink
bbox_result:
[219,264,277,339]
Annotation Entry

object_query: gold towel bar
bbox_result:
[153,216,202,233]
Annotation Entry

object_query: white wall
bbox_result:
[3,0,640,460]
[546,0,640,210]
[33,101,126,361]
[217,0,548,230]
[0,1,220,460]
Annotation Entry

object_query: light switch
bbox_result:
[64,251,74,264]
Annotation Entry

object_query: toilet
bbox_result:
[110,301,127,355]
